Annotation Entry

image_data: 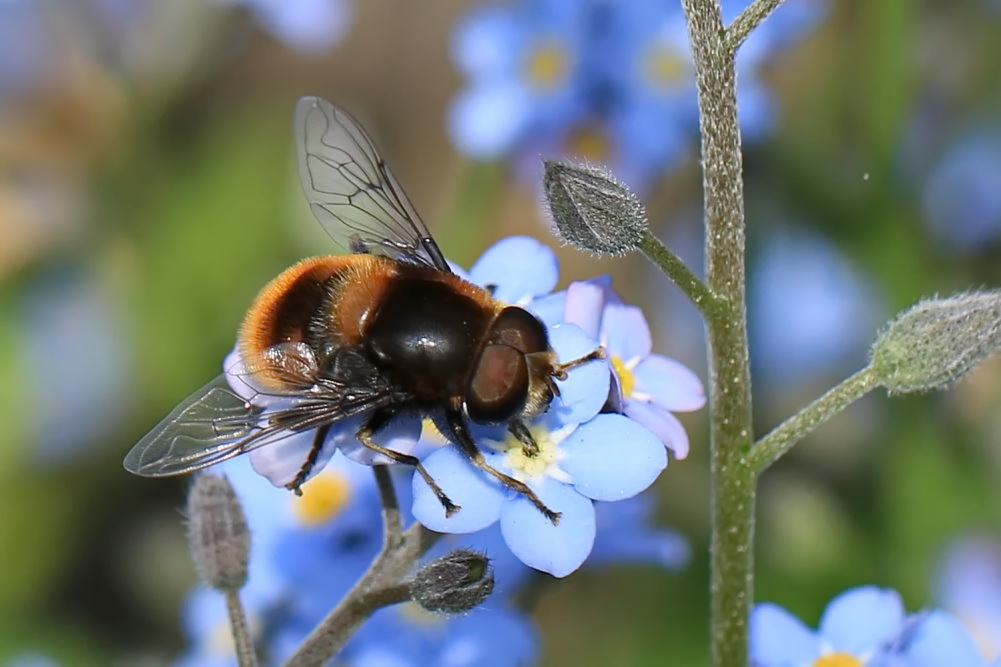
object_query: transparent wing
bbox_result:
[123,373,395,477]
[295,96,450,272]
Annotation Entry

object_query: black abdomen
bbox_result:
[364,275,489,402]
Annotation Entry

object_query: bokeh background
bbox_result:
[3,0,1001,664]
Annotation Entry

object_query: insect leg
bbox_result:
[508,419,539,457]
[445,404,561,525]
[285,423,332,496]
[355,412,460,517]
[552,346,606,380]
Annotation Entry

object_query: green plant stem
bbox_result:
[726,0,787,51]
[638,229,723,319]
[680,0,755,665]
[747,367,880,474]
[225,588,259,667]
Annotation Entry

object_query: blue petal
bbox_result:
[528,290,567,329]
[448,83,531,159]
[338,413,421,465]
[500,477,595,577]
[443,607,540,667]
[901,611,985,667]
[249,428,333,487]
[590,497,689,569]
[623,400,691,460]
[560,414,666,501]
[243,0,352,53]
[450,6,522,77]
[549,323,608,425]
[469,236,559,304]
[819,586,905,653]
[750,602,820,662]
[563,280,606,339]
[412,447,504,533]
[602,303,651,362]
[632,354,706,411]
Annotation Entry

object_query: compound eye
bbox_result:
[466,343,529,424]
[491,307,548,353]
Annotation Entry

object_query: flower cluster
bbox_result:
[448,0,825,188]
[751,585,1001,666]
[218,0,353,53]
[226,236,703,578]
[178,435,690,665]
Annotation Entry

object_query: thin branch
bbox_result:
[747,366,880,474]
[225,589,259,667]
[726,0,785,52]
[638,229,724,319]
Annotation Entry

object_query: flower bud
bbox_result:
[186,473,250,591]
[410,549,494,614]
[543,160,647,256]
[870,290,1001,394]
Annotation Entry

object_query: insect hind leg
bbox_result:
[356,412,460,517]
[285,423,332,496]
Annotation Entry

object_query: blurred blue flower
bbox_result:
[884,611,998,667]
[589,494,689,570]
[752,585,995,666]
[219,0,353,53]
[923,132,1001,253]
[751,586,908,665]
[17,265,130,462]
[344,602,538,667]
[449,0,825,188]
[448,0,589,160]
[935,537,1001,662]
[749,230,883,385]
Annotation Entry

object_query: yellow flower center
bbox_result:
[566,125,609,162]
[526,40,568,90]
[292,470,353,527]
[645,46,686,90]
[503,425,561,480]
[813,653,863,667]
[611,355,635,398]
[421,417,448,446]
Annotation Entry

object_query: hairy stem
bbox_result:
[681,0,755,665]
[283,470,439,666]
[225,589,259,667]
[638,229,723,319]
[726,0,787,52]
[747,367,880,473]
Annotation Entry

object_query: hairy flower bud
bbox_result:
[870,290,1001,394]
[186,473,250,591]
[543,160,647,256]
[410,549,494,614]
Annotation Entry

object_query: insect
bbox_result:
[124,96,603,523]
